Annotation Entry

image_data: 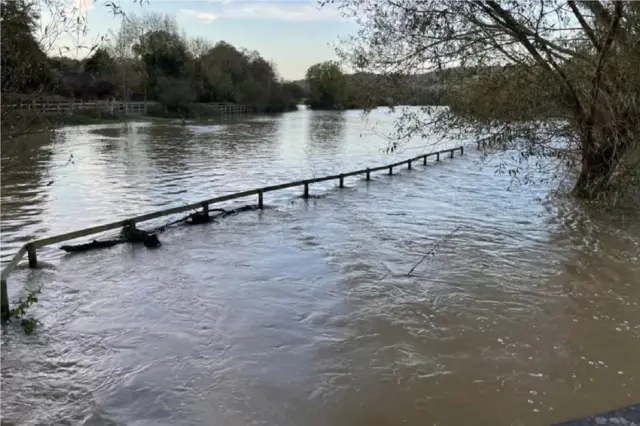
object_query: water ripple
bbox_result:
[2,108,640,426]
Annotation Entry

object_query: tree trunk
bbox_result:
[574,133,627,199]
[575,152,612,198]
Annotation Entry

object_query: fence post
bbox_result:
[201,202,209,217]
[303,183,309,198]
[436,153,440,161]
[460,146,464,155]
[366,168,370,181]
[1,279,9,320]
[423,155,427,166]
[258,192,263,209]
[339,174,344,188]
[389,166,393,176]
[450,149,454,159]
[477,140,481,150]
[27,243,37,268]
[408,160,412,170]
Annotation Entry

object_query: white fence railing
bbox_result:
[2,101,250,115]
[2,101,158,115]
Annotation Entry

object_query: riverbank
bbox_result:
[60,113,125,126]
[1,100,292,139]
[1,112,128,138]
[148,102,298,119]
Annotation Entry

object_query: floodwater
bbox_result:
[1,107,639,426]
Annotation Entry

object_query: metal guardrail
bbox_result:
[0,145,467,317]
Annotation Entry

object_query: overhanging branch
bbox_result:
[567,1,601,51]
[483,1,584,117]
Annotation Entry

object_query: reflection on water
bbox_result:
[0,132,54,246]
[1,108,640,426]
[308,110,347,151]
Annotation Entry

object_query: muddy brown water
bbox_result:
[1,107,639,425]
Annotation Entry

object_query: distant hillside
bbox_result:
[293,67,479,88]
[290,67,482,107]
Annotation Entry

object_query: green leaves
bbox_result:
[1,0,53,93]
[84,48,115,75]
[7,290,40,334]
[305,61,348,110]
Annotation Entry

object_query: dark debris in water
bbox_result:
[60,239,124,253]
[57,204,259,254]
[186,210,213,225]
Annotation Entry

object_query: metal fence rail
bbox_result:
[1,145,467,317]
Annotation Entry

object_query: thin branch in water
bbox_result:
[407,225,462,276]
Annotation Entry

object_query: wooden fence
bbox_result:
[2,101,249,116]
[1,145,470,316]
[191,103,250,115]
[3,101,158,115]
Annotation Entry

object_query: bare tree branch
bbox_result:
[568,1,602,50]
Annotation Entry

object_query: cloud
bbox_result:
[179,8,219,23]
[182,1,343,22]
[225,3,341,21]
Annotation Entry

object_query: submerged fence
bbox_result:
[1,145,471,316]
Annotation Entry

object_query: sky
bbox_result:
[41,0,358,80]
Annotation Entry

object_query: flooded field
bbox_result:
[1,108,639,425]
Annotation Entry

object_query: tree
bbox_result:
[323,0,640,200]
[281,82,306,102]
[108,13,148,101]
[1,0,142,140]
[242,52,277,110]
[84,48,114,76]
[133,29,190,91]
[188,36,212,60]
[49,56,83,72]
[1,0,53,93]
[185,41,297,112]
[305,61,348,109]
[205,42,251,87]
[155,76,196,114]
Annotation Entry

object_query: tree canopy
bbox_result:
[84,48,115,76]
[323,0,640,201]
[1,7,304,120]
[303,61,452,110]
[104,12,300,113]
[1,0,52,93]
[305,61,348,109]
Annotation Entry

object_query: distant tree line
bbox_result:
[2,0,461,120]
[1,2,302,115]
[302,61,453,110]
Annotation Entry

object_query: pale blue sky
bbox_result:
[46,0,356,80]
